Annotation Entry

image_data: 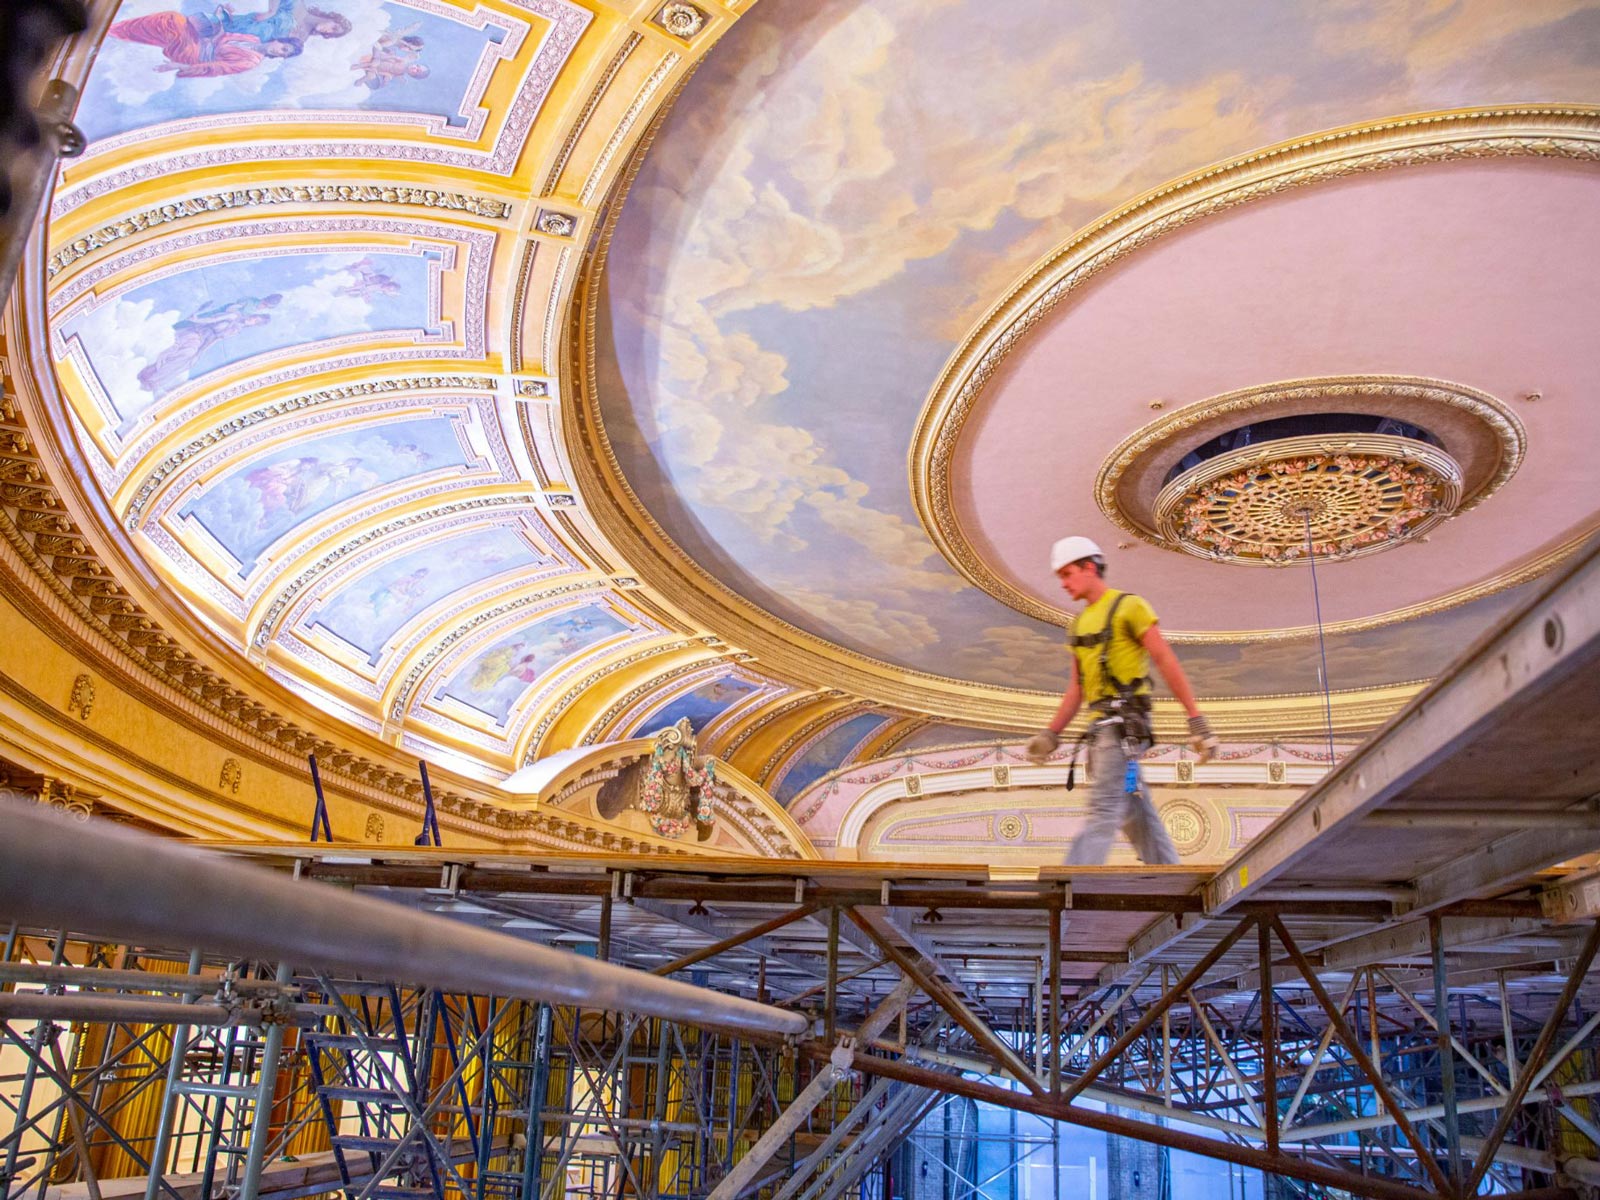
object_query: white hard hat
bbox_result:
[1049,535,1104,573]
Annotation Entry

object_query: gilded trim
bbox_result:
[47,184,512,281]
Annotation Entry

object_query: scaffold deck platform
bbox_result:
[3,537,1598,1200]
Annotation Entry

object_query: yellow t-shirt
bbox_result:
[1068,590,1158,704]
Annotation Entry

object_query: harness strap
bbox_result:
[1069,592,1150,697]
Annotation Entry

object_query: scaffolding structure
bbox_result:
[2,509,1598,1200]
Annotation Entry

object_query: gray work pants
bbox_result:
[1065,723,1180,865]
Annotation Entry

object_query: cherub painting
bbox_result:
[80,0,502,142]
[352,24,429,89]
[310,526,542,663]
[336,257,402,301]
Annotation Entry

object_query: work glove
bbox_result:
[1024,730,1060,764]
[1188,714,1218,765]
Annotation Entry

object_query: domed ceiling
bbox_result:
[18,0,1600,788]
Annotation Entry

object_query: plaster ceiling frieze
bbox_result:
[46,184,514,286]
[694,676,793,754]
[755,702,874,792]
[580,658,741,742]
[390,588,670,751]
[134,395,517,623]
[604,663,782,747]
[534,244,572,372]
[506,240,542,376]
[512,381,574,491]
[911,106,1600,639]
[574,658,764,748]
[576,50,682,208]
[715,690,851,767]
[50,0,594,220]
[371,571,609,711]
[261,529,579,713]
[764,710,900,808]
[537,31,642,196]
[47,219,494,469]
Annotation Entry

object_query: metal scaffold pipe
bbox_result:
[0,802,808,1040]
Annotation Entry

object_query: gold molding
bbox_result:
[540,32,643,197]
[124,376,498,529]
[47,184,512,281]
[910,106,1600,637]
[941,374,1538,635]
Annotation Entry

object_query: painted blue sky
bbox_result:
[182,415,466,572]
[65,249,434,432]
[775,713,894,807]
[597,0,1600,697]
[633,675,760,739]
[80,0,506,141]
[438,604,630,726]
[309,525,544,662]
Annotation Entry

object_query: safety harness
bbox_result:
[1064,591,1154,792]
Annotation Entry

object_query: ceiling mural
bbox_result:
[771,711,896,808]
[629,672,765,740]
[87,0,515,140]
[596,0,1600,698]
[20,0,1600,809]
[304,523,551,666]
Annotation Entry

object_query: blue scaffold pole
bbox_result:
[416,760,443,847]
[307,753,334,842]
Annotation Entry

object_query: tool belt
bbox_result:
[1089,692,1153,748]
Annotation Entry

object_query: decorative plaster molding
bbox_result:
[48,186,512,280]
[911,106,1600,634]
[124,376,498,529]
[540,33,643,196]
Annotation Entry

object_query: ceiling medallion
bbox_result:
[1155,433,1464,566]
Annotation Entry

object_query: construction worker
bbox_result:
[1025,536,1219,865]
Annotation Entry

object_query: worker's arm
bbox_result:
[1140,624,1200,717]
[1140,623,1218,762]
[1026,658,1081,762]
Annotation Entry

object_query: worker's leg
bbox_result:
[1066,726,1125,865]
[1121,763,1180,865]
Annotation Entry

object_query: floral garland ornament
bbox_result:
[636,718,720,839]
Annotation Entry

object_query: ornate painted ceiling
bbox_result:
[11,0,1600,804]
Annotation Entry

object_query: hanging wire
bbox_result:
[1302,512,1338,768]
